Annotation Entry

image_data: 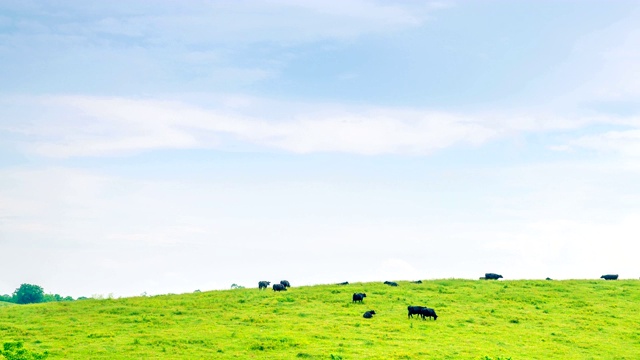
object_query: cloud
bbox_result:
[483,215,640,279]
[3,94,617,158]
[3,157,640,296]
[579,24,640,103]
[1,1,435,45]
[375,258,422,281]
[538,8,640,110]
[0,1,444,95]
[6,91,640,161]
[568,128,640,156]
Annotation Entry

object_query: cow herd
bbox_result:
[258,280,291,291]
[407,305,438,320]
[262,274,621,291]
[259,279,439,322]
[479,273,621,281]
[349,284,438,321]
[257,273,621,322]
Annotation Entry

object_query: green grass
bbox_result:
[1,280,639,359]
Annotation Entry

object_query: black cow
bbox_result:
[352,293,366,303]
[272,283,287,291]
[384,281,398,287]
[601,274,618,280]
[407,306,423,319]
[258,281,271,290]
[420,307,438,320]
[485,273,503,280]
[412,280,423,284]
[280,280,291,288]
[337,281,349,285]
[363,310,376,319]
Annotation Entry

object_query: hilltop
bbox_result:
[1,279,639,359]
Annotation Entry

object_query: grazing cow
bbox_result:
[407,306,424,319]
[363,310,376,319]
[412,280,423,284]
[280,280,291,288]
[601,274,618,280]
[352,293,366,303]
[337,281,349,285]
[272,283,287,291]
[384,281,398,287]
[420,307,438,320]
[258,281,271,290]
[485,273,503,280]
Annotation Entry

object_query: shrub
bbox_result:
[0,341,48,360]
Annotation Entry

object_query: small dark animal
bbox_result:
[546,277,553,281]
[412,280,423,284]
[407,306,423,319]
[363,310,376,319]
[272,283,287,291]
[485,273,503,280]
[352,293,366,303]
[258,281,271,290]
[280,280,291,288]
[420,307,438,320]
[337,281,349,285]
[601,274,618,280]
[384,281,398,287]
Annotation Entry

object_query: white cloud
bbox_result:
[375,258,422,281]
[483,215,640,279]
[580,27,640,103]
[3,95,619,158]
[540,8,640,108]
[2,159,640,296]
[569,128,640,156]
[3,1,435,46]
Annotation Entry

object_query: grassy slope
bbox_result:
[1,280,639,359]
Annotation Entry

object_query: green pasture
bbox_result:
[1,280,639,359]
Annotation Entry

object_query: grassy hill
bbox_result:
[1,279,639,359]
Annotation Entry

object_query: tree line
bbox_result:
[0,283,81,305]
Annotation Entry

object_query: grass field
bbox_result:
[1,279,639,359]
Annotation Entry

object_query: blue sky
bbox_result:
[1,1,640,297]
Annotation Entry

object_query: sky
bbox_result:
[1,1,640,298]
